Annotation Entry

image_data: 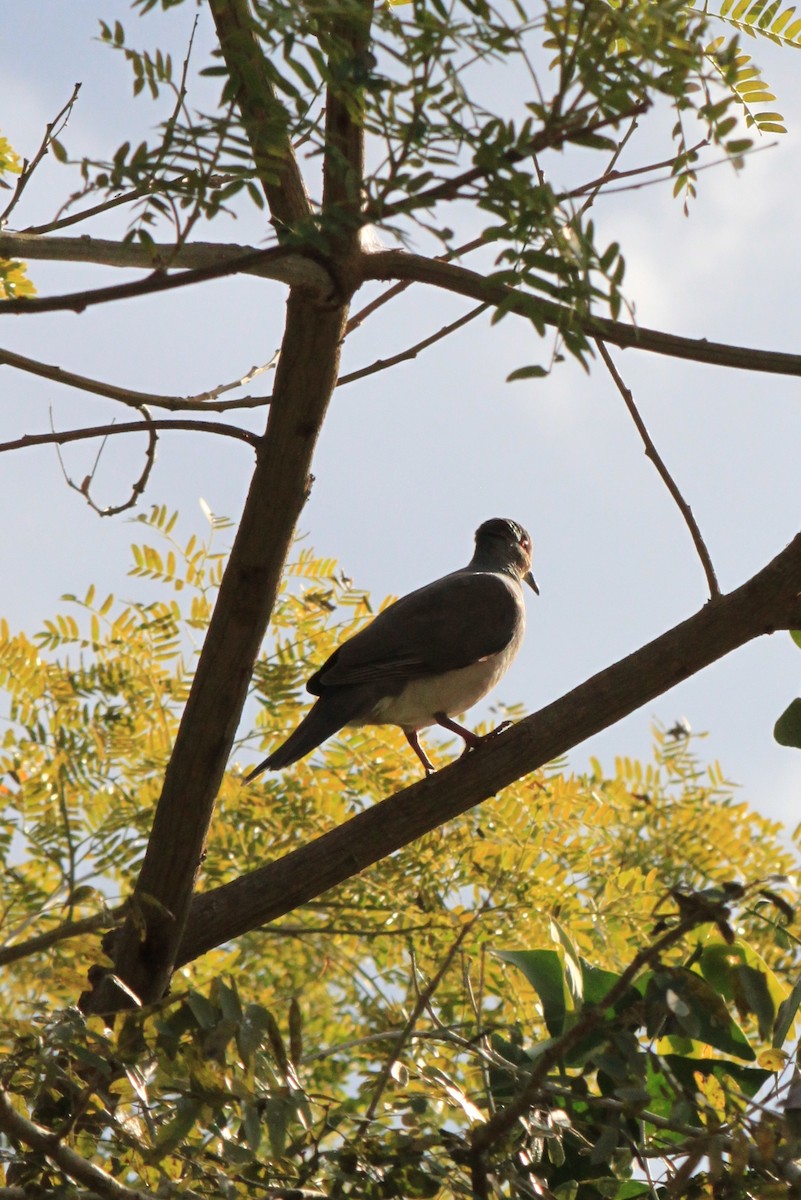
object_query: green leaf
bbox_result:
[550,917,584,1007]
[495,948,568,1035]
[733,963,776,1041]
[773,974,801,1047]
[774,698,801,747]
[647,968,756,1060]
[506,365,548,382]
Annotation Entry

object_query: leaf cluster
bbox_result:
[39,0,779,353]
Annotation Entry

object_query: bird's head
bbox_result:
[474,518,538,593]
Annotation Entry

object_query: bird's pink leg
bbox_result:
[434,713,514,758]
[404,729,436,775]
[434,712,480,755]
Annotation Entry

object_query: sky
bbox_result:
[3,1,801,829]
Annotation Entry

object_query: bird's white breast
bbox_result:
[355,620,524,732]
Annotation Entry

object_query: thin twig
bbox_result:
[338,303,488,387]
[0,84,82,228]
[52,403,160,517]
[367,102,649,224]
[576,114,641,217]
[0,417,257,455]
[566,138,708,205]
[1,345,276,411]
[362,912,482,1125]
[23,177,196,237]
[594,338,720,599]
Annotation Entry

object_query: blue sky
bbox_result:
[4,1,801,825]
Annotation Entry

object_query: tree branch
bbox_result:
[594,338,720,599]
[366,102,649,224]
[176,526,801,967]
[81,292,351,1014]
[0,345,274,412]
[0,247,316,315]
[361,251,801,378]
[208,0,311,229]
[0,232,331,292]
[0,909,121,968]
[0,1089,153,1200]
[338,303,488,387]
[0,418,258,455]
[322,0,375,258]
[0,84,82,228]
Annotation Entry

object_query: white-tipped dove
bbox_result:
[246,517,537,778]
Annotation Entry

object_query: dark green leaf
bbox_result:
[506,365,548,382]
[774,698,801,747]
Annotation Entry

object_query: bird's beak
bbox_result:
[524,571,539,595]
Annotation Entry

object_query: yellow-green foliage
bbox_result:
[0,508,798,1197]
[0,131,35,300]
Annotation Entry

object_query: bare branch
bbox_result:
[345,234,490,337]
[338,304,487,387]
[0,246,315,316]
[0,909,122,968]
[178,525,801,967]
[0,417,258,456]
[0,84,82,228]
[362,251,801,378]
[52,403,160,517]
[594,338,720,599]
[0,231,332,292]
[0,345,275,412]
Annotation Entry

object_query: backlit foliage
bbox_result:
[0,509,800,1196]
[43,0,790,365]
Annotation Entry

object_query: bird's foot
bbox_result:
[454,719,513,758]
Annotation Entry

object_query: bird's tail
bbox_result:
[244,693,365,782]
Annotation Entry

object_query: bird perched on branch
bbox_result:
[245,517,537,779]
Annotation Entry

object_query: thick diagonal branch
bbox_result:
[81,293,349,1013]
[177,526,801,966]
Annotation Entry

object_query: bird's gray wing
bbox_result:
[308,570,521,695]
